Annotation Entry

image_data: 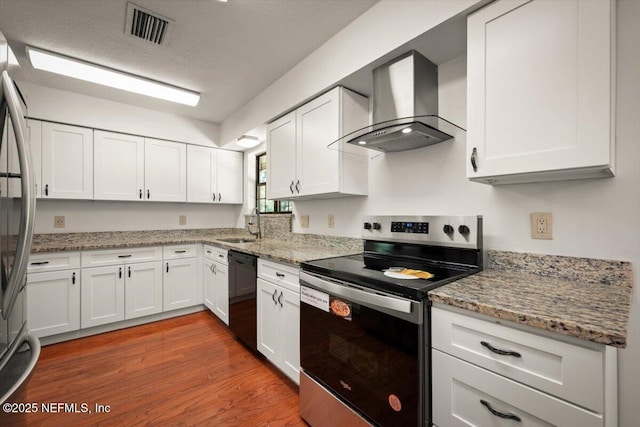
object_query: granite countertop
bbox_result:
[30,228,362,266]
[429,250,633,348]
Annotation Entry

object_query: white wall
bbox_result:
[289,2,640,425]
[21,82,220,147]
[219,0,483,145]
[34,200,239,234]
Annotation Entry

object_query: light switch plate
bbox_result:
[179,215,187,225]
[301,215,309,228]
[328,214,335,228]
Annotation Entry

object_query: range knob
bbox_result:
[443,224,454,235]
[363,222,372,230]
[458,225,470,236]
[372,222,381,230]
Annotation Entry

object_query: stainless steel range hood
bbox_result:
[330,50,464,155]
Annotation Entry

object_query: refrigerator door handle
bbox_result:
[1,71,36,319]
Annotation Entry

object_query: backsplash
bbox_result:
[244,213,362,252]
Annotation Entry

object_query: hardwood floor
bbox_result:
[2,312,307,426]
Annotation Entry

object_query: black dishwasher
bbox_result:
[228,250,257,351]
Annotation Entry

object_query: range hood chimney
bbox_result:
[332,50,463,154]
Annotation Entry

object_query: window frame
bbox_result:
[255,152,291,214]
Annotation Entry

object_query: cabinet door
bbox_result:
[163,258,199,311]
[280,286,300,385]
[203,258,216,312]
[215,150,243,204]
[81,265,125,328]
[186,145,216,203]
[41,122,93,199]
[296,88,340,196]
[467,0,614,183]
[267,111,296,199]
[4,118,43,198]
[212,261,229,325]
[26,269,80,338]
[144,138,187,202]
[257,278,279,363]
[94,131,145,201]
[125,261,163,320]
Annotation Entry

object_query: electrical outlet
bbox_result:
[179,215,187,225]
[328,214,335,228]
[300,215,309,228]
[54,216,65,228]
[531,212,552,239]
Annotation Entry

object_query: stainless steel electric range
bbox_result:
[299,215,482,427]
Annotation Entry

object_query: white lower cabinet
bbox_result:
[81,265,125,328]
[26,269,80,338]
[124,261,163,319]
[163,245,201,311]
[203,245,229,324]
[431,305,616,427]
[81,247,163,328]
[256,259,300,384]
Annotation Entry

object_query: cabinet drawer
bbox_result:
[81,246,162,267]
[432,306,603,412]
[258,259,299,293]
[204,245,228,265]
[28,252,81,273]
[163,244,198,259]
[432,350,602,427]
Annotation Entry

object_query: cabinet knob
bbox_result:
[443,225,454,235]
[363,222,372,230]
[471,147,478,172]
[458,225,470,236]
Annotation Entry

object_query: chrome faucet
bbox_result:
[247,207,261,239]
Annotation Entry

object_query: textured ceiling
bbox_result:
[0,0,378,123]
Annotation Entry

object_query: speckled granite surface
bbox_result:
[429,250,633,347]
[30,228,362,265]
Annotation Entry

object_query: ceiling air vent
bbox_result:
[125,3,173,46]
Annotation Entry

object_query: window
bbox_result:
[256,152,292,213]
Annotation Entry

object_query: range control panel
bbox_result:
[390,221,429,234]
[362,215,482,249]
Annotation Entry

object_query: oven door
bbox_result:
[300,271,424,427]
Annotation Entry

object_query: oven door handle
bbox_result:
[300,271,418,317]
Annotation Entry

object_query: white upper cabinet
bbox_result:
[215,149,243,204]
[466,0,615,185]
[144,138,187,202]
[94,130,145,201]
[186,145,243,204]
[41,122,93,199]
[267,111,297,200]
[267,86,368,200]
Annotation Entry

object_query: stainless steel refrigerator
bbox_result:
[0,29,39,404]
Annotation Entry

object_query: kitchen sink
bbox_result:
[217,237,257,244]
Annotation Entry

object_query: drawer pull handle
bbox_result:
[275,272,285,278]
[30,261,49,265]
[118,255,132,258]
[277,291,283,307]
[166,263,169,273]
[272,289,278,305]
[480,341,521,358]
[480,400,521,422]
[119,267,122,279]
[128,266,131,278]
[72,272,76,285]
[174,250,187,254]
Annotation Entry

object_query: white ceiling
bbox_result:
[0,0,378,124]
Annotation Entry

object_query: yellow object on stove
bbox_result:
[397,269,434,279]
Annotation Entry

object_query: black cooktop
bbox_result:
[301,252,480,301]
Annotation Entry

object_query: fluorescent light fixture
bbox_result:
[401,127,412,134]
[358,140,367,145]
[26,46,200,106]
[236,135,260,148]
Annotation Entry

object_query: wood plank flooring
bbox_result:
[1,312,307,426]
